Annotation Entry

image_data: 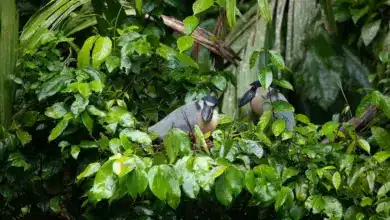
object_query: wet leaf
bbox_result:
[193,0,214,14]
[177,36,194,53]
[92,37,112,69]
[184,16,199,35]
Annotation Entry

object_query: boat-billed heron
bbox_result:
[148,95,220,138]
[238,80,295,131]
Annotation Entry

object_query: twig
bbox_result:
[321,105,378,144]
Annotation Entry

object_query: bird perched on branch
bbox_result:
[238,80,295,131]
[148,95,220,139]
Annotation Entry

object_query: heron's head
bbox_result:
[200,95,219,122]
[238,80,261,107]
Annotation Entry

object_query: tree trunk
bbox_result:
[0,0,19,127]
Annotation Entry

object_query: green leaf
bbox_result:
[16,130,32,146]
[211,75,227,91]
[78,36,98,68]
[226,0,236,27]
[194,125,209,154]
[257,109,272,131]
[183,16,199,35]
[109,138,121,154]
[249,50,264,69]
[177,36,194,53]
[81,111,93,133]
[374,151,390,163]
[245,170,255,194]
[361,20,381,46]
[305,195,325,214]
[272,100,295,113]
[80,140,98,149]
[272,119,286,137]
[76,162,101,181]
[113,156,135,177]
[87,105,106,117]
[376,201,390,215]
[282,168,299,183]
[296,114,310,124]
[45,102,67,119]
[127,169,148,199]
[340,154,355,171]
[258,0,271,23]
[38,75,74,101]
[193,0,214,14]
[90,80,104,93]
[322,196,343,219]
[48,117,69,142]
[49,197,61,213]
[371,126,390,150]
[269,50,286,70]
[71,145,80,159]
[89,160,117,203]
[358,139,370,154]
[148,165,181,209]
[253,164,279,182]
[175,156,200,199]
[215,166,245,206]
[367,171,375,192]
[350,6,369,24]
[135,0,143,14]
[105,56,121,73]
[275,187,294,211]
[332,171,341,190]
[361,197,373,207]
[273,80,294,90]
[258,66,273,89]
[321,121,339,142]
[378,182,390,198]
[92,36,112,69]
[78,82,91,98]
[163,128,191,164]
[71,94,89,116]
[121,129,152,145]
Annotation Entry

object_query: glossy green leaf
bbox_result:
[135,0,143,14]
[371,126,390,150]
[38,75,74,101]
[121,129,152,145]
[258,66,273,89]
[148,165,181,209]
[358,139,370,154]
[212,75,227,91]
[332,171,341,190]
[226,0,236,27]
[275,186,294,211]
[367,171,375,192]
[215,166,245,206]
[183,16,199,35]
[177,36,194,53]
[105,56,121,73]
[127,169,148,199]
[360,197,373,207]
[193,0,214,14]
[81,111,93,133]
[16,130,32,146]
[48,117,69,142]
[253,164,279,182]
[109,138,121,154]
[361,20,381,46]
[321,121,339,142]
[71,145,80,159]
[194,125,209,154]
[89,160,117,203]
[113,157,135,177]
[45,102,67,119]
[273,79,294,91]
[272,119,286,137]
[305,195,325,214]
[373,151,390,163]
[258,0,271,23]
[163,128,191,164]
[272,100,295,113]
[378,182,390,198]
[90,80,104,93]
[76,162,101,181]
[257,109,272,131]
[322,196,343,219]
[282,168,299,183]
[87,105,106,117]
[249,50,263,69]
[80,140,98,149]
[78,36,98,68]
[78,82,91,98]
[71,94,89,116]
[92,37,112,69]
[269,50,286,70]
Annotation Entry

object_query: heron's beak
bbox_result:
[238,89,256,107]
[201,105,213,122]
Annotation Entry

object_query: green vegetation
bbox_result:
[0,0,389,219]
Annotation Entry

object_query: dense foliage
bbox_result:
[0,0,389,219]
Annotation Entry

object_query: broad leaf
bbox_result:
[275,186,294,211]
[257,109,272,131]
[258,66,273,89]
[361,20,381,46]
[89,160,117,203]
[272,119,286,137]
[272,100,295,113]
[71,94,89,116]
[371,126,390,150]
[92,37,112,69]
[38,75,73,101]
[48,117,70,142]
[121,129,152,145]
[16,130,32,146]
[215,166,245,206]
[332,171,341,190]
[78,36,98,68]
[126,169,148,199]
[76,162,101,181]
[377,182,390,198]
[357,139,370,154]
[177,36,194,53]
[71,145,80,159]
[163,128,191,164]
[374,151,390,163]
[193,0,214,14]
[274,80,294,91]
[269,50,286,70]
[226,0,236,27]
[81,112,93,133]
[258,0,271,23]
[184,16,199,35]
[45,102,67,119]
